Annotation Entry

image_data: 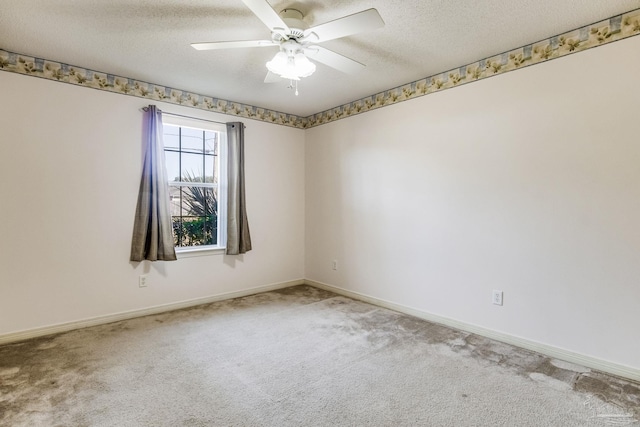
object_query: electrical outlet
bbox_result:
[332,260,338,271]
[492,290,503,306]
[139,275,148,288]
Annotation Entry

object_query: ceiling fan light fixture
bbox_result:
[192,2,385,88]
[266,51,287,73]
[266,51,316,80]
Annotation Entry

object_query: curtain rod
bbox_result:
[140,107,245,127]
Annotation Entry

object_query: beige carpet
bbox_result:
[1,285,638,426]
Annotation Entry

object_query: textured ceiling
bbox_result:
[1,0,639,116]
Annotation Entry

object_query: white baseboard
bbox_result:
[305,279,640,383]
[3,277,638,383]
[0,279,304,346]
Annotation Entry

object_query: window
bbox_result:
[163,117,226,251]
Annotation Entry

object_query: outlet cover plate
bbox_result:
[139,275,148,288]
[492,290,503,306]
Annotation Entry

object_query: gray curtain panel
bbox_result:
[226,122,252,255]
[130,105,177,262]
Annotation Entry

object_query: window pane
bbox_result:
[182,186,217,217]
[168,186,181,217]
[181,153,204,182]
[204,213,218,246]
[204,131,218,183]
[180,127,204,154]
[204,131,218,156]
[204,154,216,183]
[171,217,183,247]
[165,151,180,183]
[212,187,218,209]
[170,186,217,247]
[175,185,217,247]
[181,216,216,246]
[163,125,180,151]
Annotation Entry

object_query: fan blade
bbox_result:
[241,0,289,34]
[264,71,282,83]
[191,40,277,50]
[304,46,365,74]
[302,8,384,43]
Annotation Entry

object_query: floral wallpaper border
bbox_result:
[306,8,640,128]
[0,50,306,129]
[1,8,639,129]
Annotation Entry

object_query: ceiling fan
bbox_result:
[191,0,385,94]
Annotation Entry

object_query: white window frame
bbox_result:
[163,115,227,256]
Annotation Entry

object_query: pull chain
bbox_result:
[287,79,300,96]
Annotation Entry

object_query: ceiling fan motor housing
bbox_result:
[279,9,307,40]
[280,39,304,56]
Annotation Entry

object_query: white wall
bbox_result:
[305,36,640,370]
[0,72,305,336]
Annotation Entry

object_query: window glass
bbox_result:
[163,119,225,249]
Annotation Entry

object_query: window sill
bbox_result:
[175,246,225,258]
